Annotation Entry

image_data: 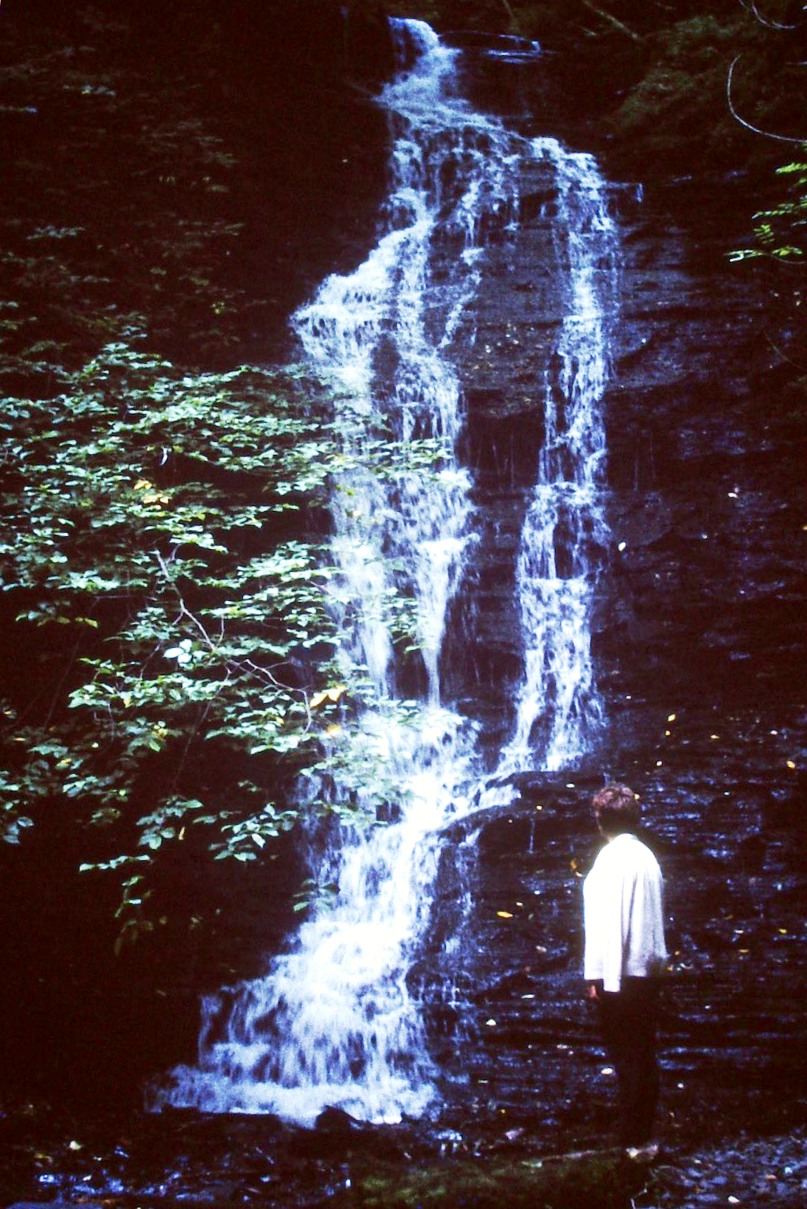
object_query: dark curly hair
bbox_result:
[592,783,641,834]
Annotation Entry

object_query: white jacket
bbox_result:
[583,832,667,993]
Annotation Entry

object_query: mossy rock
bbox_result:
[612,16,737,142]
[336,1147,649,1208]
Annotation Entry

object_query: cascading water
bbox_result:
[496,147,617,776]
[155,20,619,1126]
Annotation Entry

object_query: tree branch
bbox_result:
[154,549,218,650]
[727,54,807,143]
[500,0,517,26]
[740,0,798,31]
[580,0,642,43]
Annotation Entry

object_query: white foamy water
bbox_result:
[154,20,619,1125]
[497,143,618,775]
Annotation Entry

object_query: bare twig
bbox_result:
[154,549,218,650]
[42,637,83,729]
[727,54,807,142]
[740,0,798,31]
[580,0,643,43]
[153,550,313,725]
[762,326,807,372]
[500,0,517,26]
[170,699,215,793]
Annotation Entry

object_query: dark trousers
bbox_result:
[596,977,661,1147]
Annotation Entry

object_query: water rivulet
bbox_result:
[155,20,620,1125]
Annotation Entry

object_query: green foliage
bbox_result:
[612,15,739,146]
[0,0,530,966]
[331,1148,643,1208]
[0,4,458,945]
[0,336,432,943]
[729,151,807,262]
[606,3,805,168]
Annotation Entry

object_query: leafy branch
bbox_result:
[0,337,425,944]
[729,151,807,262]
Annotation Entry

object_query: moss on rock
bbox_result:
[336,1147,649,1208]
[609,15,739,164]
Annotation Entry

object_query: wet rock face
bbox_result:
[443,146,610,742]
[440,121,805,755]
[418,43,807,1144]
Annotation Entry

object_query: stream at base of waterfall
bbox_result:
[153,19,620,1126]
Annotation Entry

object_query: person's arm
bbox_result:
[583,846,627,993]
[596,848,632,993]
[583,868,602,990]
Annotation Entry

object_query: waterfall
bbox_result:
[154,20,619,1126]
[496,144,617,776]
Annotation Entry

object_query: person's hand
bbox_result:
[586,981,600,1001]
